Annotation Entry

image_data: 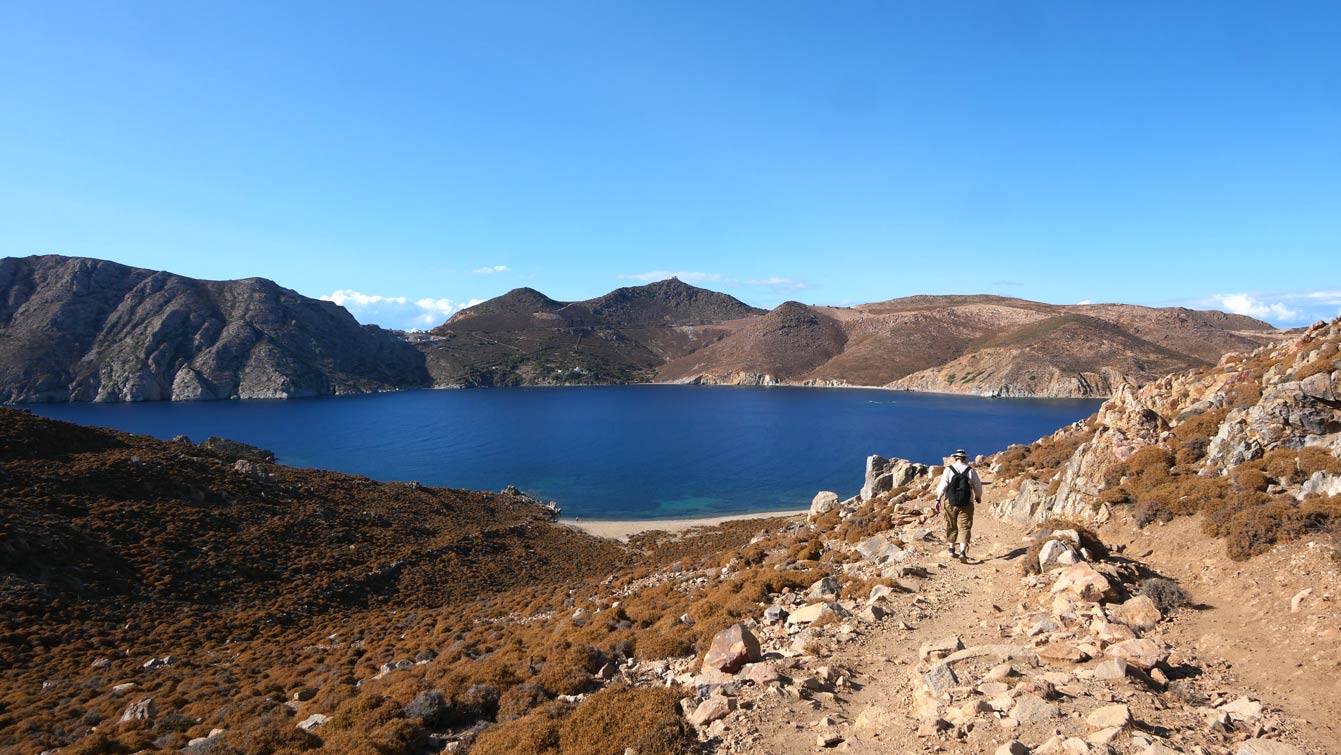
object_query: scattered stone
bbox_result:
[995,742,1030,755]
[739,662,782,686]
[763,606,789,624]
[807,576,842,601]
[702,623,762,674]
[787,602,839,625]
[1010,694,1059,724]
[1086,703,1131,729]
[292,687,318,702]
[1105,639,1167,670]
[923,663,958,695]
[920,635,964,661]
[1221,696,1263,722]
[1039,539,1080,570]
[111,682,138,694]
[1051,563,1114,603]
[687,695,736,728]
[1110,594,1163,631]
[858,604,888,622]
[1289,588,1312,613]
[856,536,905,564]
[1087,727,1122,745]
[1093,658,1128,681]
[297,713,329,731]
[119,697,157,724]
[1038,643,1088,663]
[816,733,844,747]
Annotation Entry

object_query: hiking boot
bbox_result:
[947,546,956,558]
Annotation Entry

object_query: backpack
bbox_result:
[947,465,974,507]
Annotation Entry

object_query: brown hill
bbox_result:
[0,255,429,403]
[660,295,1283,397]
[419,278,762,386]
[658,301,848,384]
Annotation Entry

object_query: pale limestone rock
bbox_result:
[810,491,840,518]
[1105,638,1167,670]
[1110,594,1162,631]
[1085,703,1131,729]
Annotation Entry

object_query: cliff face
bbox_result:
[0,255,429,402]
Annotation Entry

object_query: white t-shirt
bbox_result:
[936,461,982,503]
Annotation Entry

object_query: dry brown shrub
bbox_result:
[557,686,692,755]
[1299,447,1341,477]
[1236,468,1270,492]
[1293,357,1336,381]
[328,694,402,734]
[1225,380,1262,410]
[633,622,695,660]
[471,707,563,755]
[497,681,550,721]
[217,716,322,754]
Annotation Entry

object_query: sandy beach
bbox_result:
[562,509,808,541]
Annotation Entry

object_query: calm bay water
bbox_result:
[27,386,1099,520]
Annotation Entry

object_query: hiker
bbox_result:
[935,449,982,561]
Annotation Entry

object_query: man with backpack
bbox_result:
[935,449,983,562]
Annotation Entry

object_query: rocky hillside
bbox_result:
[991,316,1341,556]
[0,255,429,403]
[433,287,1282,398]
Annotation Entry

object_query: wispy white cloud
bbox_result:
[1076,299,1092,305]
[473,265,510,274]
[616,270,724,284]
[1200,290,1341,326]
[743,276,811,291]
[322,289,482,330]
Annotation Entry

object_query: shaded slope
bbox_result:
[0,255,429,403]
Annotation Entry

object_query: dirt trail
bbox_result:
[740,512,1028,754]
[708,506,1332,755]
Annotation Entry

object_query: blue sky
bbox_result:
[2,2,1338,330]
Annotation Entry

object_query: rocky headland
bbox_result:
[0,255,430,403]
[3,318,1338,755]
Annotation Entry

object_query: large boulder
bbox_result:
[1050,562,1115,603]
[701,624,762,674]
[861,455,929,501]
[810,491,840,518]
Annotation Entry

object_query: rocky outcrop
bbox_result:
[0,255,429,403]
[993,318,1341,524]
[860,455,931,501]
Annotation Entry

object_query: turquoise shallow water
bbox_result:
[26,385,1100,520]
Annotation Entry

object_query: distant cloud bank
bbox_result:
[322,289,483,330]
[472,265,510,274]
[1202,291,1341,326]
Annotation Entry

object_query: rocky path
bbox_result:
[683,500,1321,755]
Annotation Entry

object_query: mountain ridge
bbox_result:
[0,256,1288,402]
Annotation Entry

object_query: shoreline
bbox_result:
[561,508,809,541]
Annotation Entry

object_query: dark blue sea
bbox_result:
[26,386,1099,520]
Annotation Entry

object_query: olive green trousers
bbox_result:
[944,503,974,546]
